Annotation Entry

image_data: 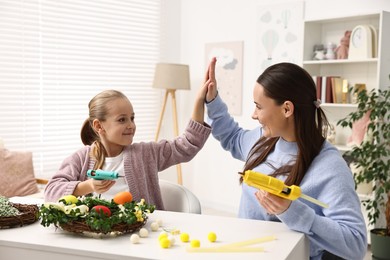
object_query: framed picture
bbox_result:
[205,41,244,116]
[256,1,304,70]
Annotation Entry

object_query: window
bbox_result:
[0,0,161,179]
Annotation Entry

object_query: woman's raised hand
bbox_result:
[202,57,218,103]
[192,57,218,123]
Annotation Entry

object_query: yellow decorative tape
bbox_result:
[185,235,276,253]
[217,235,276,248]
[186,247,264,253]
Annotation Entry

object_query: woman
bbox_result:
[202,57,367,259]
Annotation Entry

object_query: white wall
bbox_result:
[159,0,390,214]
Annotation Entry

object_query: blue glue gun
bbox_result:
[87,169,122,180]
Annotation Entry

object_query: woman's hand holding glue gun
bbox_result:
[240,170,328,208]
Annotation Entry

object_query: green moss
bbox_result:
[0,196,20,217]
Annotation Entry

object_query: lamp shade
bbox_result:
[152,63,190,90]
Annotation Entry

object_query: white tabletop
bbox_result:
[0,199,309,260]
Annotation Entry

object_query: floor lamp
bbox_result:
[152,63,191,185]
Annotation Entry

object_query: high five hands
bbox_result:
[202,57,218,103]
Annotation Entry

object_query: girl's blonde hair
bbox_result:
[80,89,128,169]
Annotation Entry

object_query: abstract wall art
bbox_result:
[205,41,244,115]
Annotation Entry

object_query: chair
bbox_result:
[36,178,48,185]
[159,179,201,214]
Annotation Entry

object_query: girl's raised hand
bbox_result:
[192,57,218,123]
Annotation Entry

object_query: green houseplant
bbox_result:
[337,87,390,259]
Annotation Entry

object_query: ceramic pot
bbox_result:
[371,228,390,260]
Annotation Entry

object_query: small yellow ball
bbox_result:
[158,232,168,241]
[159,237,171,248]
[208,232,217,242]
[190,239,200,248]
[180,232,190,242]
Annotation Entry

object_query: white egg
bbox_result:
[150,222,159,231]
[156,218,163,226]
[130,234,140,244]
[139,228,149,237]
[167,235,176,246]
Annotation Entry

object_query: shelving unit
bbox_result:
[302,11,390,243]
[302,11,390,150]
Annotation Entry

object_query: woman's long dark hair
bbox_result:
[243,63,329,186]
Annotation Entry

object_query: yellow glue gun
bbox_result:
[242,170,328,208]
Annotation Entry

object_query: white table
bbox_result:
[0,199,309,260]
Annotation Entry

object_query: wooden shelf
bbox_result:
[335,144,352,153]
[302,11,390,240]
[320,103,358,108]
[303,58,377,65]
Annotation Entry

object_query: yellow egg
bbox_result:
[190,239,200,248]
[180,232,190,242]
[208,232,217,242]
[159,237,171,248]
[43,202,65,212]
[60,195,78,204]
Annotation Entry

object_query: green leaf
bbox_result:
[39,196,156,234]
[338,88,390,227]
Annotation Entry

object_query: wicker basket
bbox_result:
[0,203,39,229]
[59,216,147,236]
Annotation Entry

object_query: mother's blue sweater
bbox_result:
[206,95,367,260]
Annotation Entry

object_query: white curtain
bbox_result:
[0,0,161,179]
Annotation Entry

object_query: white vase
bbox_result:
[325,43,336,60]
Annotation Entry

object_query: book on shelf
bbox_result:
[312,75,351,104]
[332,77,343,103]
[332,78,350,104]
[313,76,322,101]
[325,76,334,103]
[321,76,327,103]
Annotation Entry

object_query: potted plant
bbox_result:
[337,87,390,259]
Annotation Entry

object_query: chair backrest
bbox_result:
[159,179,201,214]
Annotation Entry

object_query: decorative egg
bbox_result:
[91,205,111,217]
[130,234,140,244]
[139,228,149,237]
[150,221,159,231]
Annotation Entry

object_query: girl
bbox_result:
[202,57,367,260]
[45,67,213,209]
